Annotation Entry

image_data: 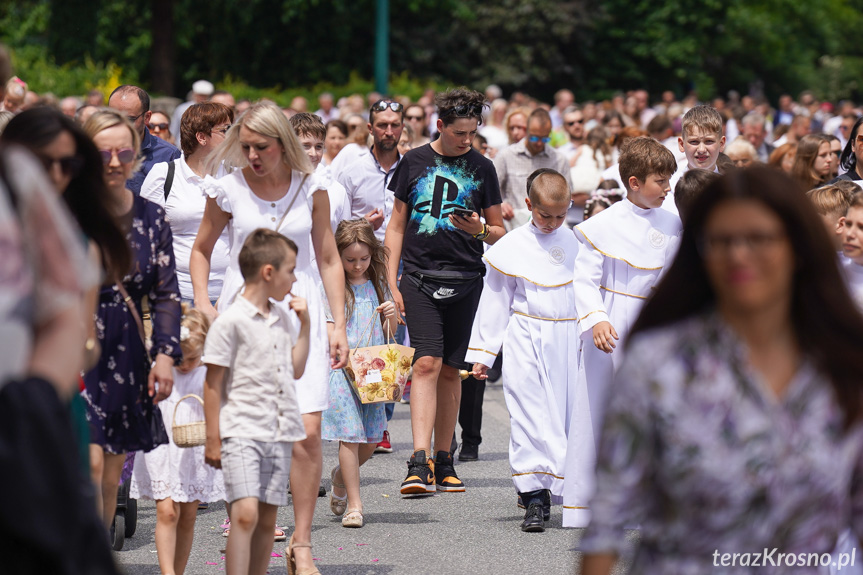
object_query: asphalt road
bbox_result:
[114,380,636,574]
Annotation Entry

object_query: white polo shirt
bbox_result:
[203,295,306,443]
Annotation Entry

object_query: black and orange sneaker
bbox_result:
[400,450,436,495]
[434,450,465,492]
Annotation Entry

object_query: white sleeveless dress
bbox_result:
[205,169,331,413]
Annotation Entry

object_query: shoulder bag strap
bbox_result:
[163,160,176,201]
[116,281,152,363]
[273,173,309,231]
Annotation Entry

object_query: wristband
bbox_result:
[473,223,490,241]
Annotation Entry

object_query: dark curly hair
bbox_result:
[435,87,487,127]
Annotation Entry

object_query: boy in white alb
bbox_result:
[665,105,726,215]
[565,137,681,528]
[203,229,310,575]
[466,169,579,533]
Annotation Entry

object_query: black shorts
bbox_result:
[400,272,483,368]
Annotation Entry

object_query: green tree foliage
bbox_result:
[1,0,863,103]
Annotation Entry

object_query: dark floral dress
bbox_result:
[82,195,181,454]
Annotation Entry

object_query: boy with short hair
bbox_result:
[565,137,681,528]
[674,168,720,222]
[289,112,350,233]
[203,228,310,575]
[666,105,726,214]
[466,168,579,533]
[807,183,858,252]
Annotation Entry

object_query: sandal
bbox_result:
[274,527,287,542]
[342,509,364,528]
[287,535,321,575]
[330,465,347,516]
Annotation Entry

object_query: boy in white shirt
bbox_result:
[203,228,310,575]
[666,105,726,215]
[565,137,681,528]
[289,112,350,233]
[466,169,579,533]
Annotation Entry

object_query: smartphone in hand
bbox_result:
[451,207,476,219]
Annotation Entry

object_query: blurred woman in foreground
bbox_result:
[580,168,863,574]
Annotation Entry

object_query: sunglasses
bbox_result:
[528,135,551,144]
[211,124,232,136]
[39,155,83,177]
[98,148,136,165]
[441,103,484,119]
[148,122,169,131]
[566,119,585,126]
[371,100,403,114]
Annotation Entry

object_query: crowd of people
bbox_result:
[3,44,863,575]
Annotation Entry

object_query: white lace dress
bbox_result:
[130,365,225,502]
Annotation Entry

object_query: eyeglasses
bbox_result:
[370,100,403,114]
[127,111,146,123]
[211,124,232,136]
[98,148,136,165]
[406,115,424,121]
[565,119,585,126]
[697,231,786,257]
[147,122,169,131]
[38,154,83,177]
[441,103,484,119]
[527,135,551,144]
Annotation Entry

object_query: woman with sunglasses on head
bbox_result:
[2,106,132,475]
[190,100,349,575]
[580,168,863,574]
[141,102,234,308]
[81,109,183,531]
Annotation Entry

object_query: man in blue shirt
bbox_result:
[108,85,181,195]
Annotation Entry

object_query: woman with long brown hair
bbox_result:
[581,168,863,574]
[791,133,832,190]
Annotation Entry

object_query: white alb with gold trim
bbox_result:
[564,198,681,528]
[465,222,580,503]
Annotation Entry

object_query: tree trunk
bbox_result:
[150,0,174,96]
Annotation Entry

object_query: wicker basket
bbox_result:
[172,394,206,448]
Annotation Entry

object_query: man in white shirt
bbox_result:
[337,100,403,241]
[556,106,585,162]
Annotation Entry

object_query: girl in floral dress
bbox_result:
[322,219,398,528]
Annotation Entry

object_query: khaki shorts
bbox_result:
[221,437,292,506]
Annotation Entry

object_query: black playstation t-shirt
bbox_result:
[388,144,502,275]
